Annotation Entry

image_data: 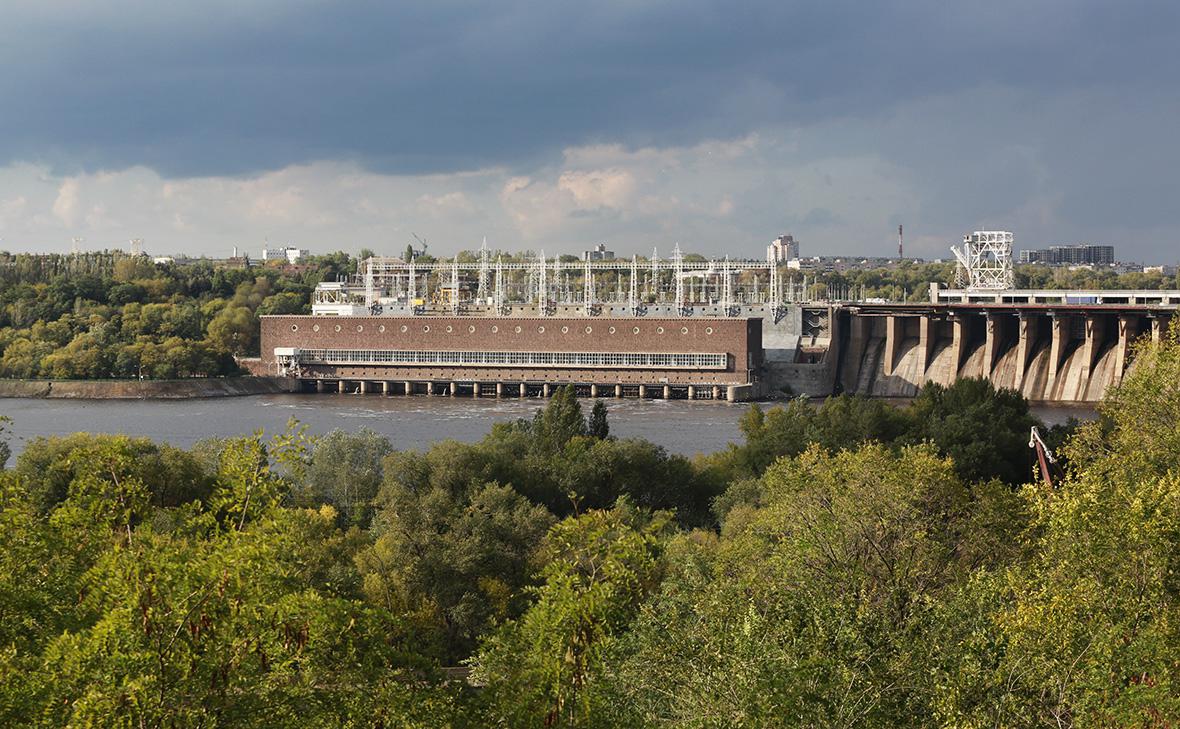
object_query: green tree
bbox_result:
[361,479,554,662]
[474,500,671,727]
[0,415,9,469]
[0,476,81,655]
[205,303,258,356]
[295,428,392,528]
[256,291,308,315]
[700,395,911,483]
[974,328,1180,725]
[587,400,610,439]
[207,434,289,530]
[602,444,1024,726]
[904,377,1038,485]
[13,433,213,515]
[532,385,587,452]
[19,506,460,727]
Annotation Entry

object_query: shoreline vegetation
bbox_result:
[3,326,1178,725]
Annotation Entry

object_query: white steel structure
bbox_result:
[952,231,1015,290]
[313,251,833,317]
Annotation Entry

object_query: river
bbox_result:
[0,394,1096,460]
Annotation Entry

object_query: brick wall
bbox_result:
[260,315,761,385]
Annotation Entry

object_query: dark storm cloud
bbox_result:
[2,0,1176,178]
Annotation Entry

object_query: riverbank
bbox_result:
[0,377,296,399]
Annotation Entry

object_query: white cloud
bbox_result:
[2,107,1171,262]
[557,168,637,210]
[0,195,28,227]
[0,137,926,257]
[415,191,476,217]
[51,179,80,226]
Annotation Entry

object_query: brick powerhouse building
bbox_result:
[259,315,762,400]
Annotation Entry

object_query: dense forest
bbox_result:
[2,330,1178,726]
[2,250,1176,380]
[0,251,354,379]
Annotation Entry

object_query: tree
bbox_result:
[532,385,587,452]
[0,475,81,655]
[974,327,1180,725]
[256,291,308,316]
[13,433,214,515]
[16,505,461,727]
[296,428,392,528]
[204,303,257,356]
[904,378,1037,485]
[700,395,912,483]
[474,500,671,727]
[0,415,9,469]
[207,434,289,530]
[0,427,482,727]
[599,444,1025,727]
[587,400,610,440]
[360,480,555,662]
[112,255,158,282]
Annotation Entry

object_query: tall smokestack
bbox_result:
[898,224,904,259]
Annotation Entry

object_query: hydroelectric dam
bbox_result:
[837,287,1177,402]
[255,240,1178,404]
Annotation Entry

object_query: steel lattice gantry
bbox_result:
[336,246,816,315]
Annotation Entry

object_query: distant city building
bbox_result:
[767,234,800,263]
[152,255,193,266]
[262,246,309,265]
[583,243,614,261]
[1019,244,1114,265]
[1144,264,1179,277]
[787,255,920,273]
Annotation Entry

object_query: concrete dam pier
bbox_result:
[836,300,1175,403]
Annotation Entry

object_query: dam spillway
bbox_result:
[837,299,1175,403]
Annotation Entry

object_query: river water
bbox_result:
[0,394,1096,460]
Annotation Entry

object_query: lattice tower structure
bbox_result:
[952,231,1015,290]
[331,254,830,316]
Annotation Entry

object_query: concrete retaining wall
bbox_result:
[0,377,296,399]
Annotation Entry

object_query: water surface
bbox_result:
[0,394,1096,459]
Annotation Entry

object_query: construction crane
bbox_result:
[410,233,429,259]
[1029,426,1059,488]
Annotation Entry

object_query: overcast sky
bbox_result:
[1,1,1177,262]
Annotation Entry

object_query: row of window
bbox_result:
[293,322,717,336]
[289,348,728,370]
